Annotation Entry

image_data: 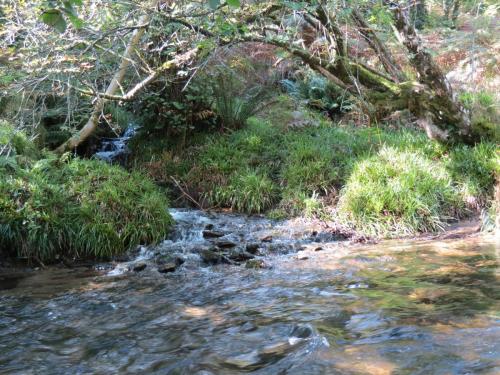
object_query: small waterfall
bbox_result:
[94,125,137,163]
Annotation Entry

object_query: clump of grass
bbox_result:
[337,147,463,236]
[208,169,278,214]
[446,142,499,202]
[459,91,500,142]
[0,156,173,262]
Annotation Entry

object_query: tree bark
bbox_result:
[389,1,472,142]
[56,0,158,154]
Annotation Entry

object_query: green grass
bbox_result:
[135,104,498,236]
[0,155,173,263]
[336,147,463,236]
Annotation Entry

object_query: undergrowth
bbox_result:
[0,130,173,262]
[132,106,498,236]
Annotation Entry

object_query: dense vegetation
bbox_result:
[0,124,173,263]
[134,105,497,236]
[0,0,498,261]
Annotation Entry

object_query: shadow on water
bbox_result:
[0,211,498,374]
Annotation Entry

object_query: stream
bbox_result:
[0,209,499,374]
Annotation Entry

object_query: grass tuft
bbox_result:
[337,147,463,236]
[0,156,173,262]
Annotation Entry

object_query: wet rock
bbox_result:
[223,350,261,370]
[297,252,309,260]
[241,321,258,332]
[260,235,273,243]
[204,223,214,230]
[202,230,225,238]
[216,239,237,249]
[245,243,260,254]
[260,341,292,357]
[290,324,313,338]
[245,259,271,269]
[158,263,177,273]
[199,249,222,265]
[132,262,147,272]
[113,254,130,262]
[314,246,323,251]
[228,249,254,262]
[268,243,295,254]
[155,255,185,267]
[199,248,234,265]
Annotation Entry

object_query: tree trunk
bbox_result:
[56,0,158,154]
[389,1,472,142]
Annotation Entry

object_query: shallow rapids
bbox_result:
[0,210,498,374]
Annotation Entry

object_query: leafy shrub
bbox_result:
[156,102,496,237]
[0,157,173,262]
[337,147,463,236]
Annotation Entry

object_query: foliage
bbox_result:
[163,105,497,237]
[136,77,215,147]
[281,73,354,118]
[337,147,463,236]
[209,169,278,213]
[446,143,499,201]
[39,0,83,32]
[211,68,274,130]
[459,91,500,142]
[0,153,173,262]
[0,121,39,160]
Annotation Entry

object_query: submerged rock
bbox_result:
[290,324,313,339]
[223,350,261,370]
[260,235,273,243]
[245,259,271,269]
[199,249,222,265]
[156,255,185,267]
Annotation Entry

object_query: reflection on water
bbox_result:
[0,213,498,374]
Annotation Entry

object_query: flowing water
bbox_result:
[94,126,137,163]
[0,210,499,374]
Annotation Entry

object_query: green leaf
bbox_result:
[172,102,185,110]
[226,0,240,8]
[208,0,220,10]
[66,13,83,29]
[41,9,67,33]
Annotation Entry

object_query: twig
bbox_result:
[170,176,204,210]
